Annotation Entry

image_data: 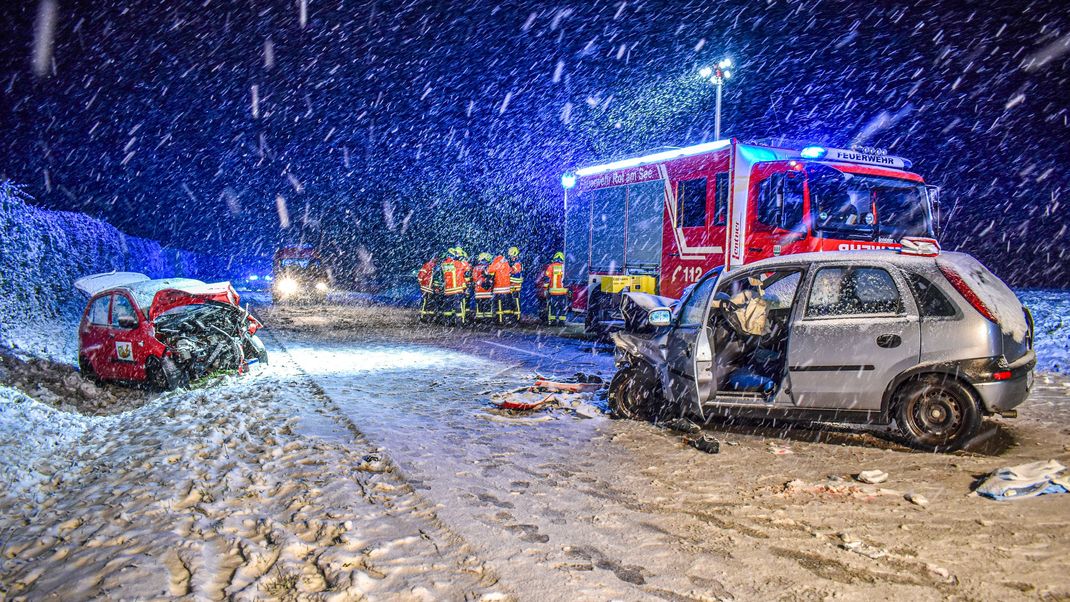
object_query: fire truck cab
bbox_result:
[562,139,940,333]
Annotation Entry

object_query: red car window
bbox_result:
[88,295,111,325]
[110,294,138,328]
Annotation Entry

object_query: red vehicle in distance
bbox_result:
[76,272,266,389]
[560,138,941,333]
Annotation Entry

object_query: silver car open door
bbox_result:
[663,275,718,416]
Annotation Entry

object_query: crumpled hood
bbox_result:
[148,281,242,321]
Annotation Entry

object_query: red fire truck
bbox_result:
[561,138,940,332]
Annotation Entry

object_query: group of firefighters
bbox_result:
[417,247,569,325]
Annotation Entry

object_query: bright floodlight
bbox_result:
[561,172,577,189]
[699,66,713,79]
[723,70,732,79]
[719,58,732,68]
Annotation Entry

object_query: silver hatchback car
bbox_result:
[609,249,1036,451]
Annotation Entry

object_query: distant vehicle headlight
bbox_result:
[277,278,299,295]
[315,281,329,292]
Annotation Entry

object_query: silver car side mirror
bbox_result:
[648,308,672,327]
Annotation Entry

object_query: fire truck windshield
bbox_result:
[807,164,933,241]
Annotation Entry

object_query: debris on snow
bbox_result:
[857,469,889,484]
[905,492,930,507]
[686,434,721,454]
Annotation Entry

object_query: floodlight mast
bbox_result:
[699,58,734,139]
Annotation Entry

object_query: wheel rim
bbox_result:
[909,387,964,439]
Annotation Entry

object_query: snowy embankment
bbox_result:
[0,181,259,364]
[0,357,499,599]
[1019,290,1070,374]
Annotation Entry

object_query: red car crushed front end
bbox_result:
[77,274,266,390]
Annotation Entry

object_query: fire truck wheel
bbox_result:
[148,356,190,391]
[894,374,981,452]
[608,362,665,421]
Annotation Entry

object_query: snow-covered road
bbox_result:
[265,303,1070,601]
[3,295,1070,600]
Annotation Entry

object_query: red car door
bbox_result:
[106,292,150,381]
[80,293,115,379]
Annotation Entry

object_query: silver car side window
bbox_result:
[678,277,718,326]
[806,266,903,318]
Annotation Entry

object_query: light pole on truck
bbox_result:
[699,59,733,140]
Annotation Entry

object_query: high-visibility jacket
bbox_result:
[509,260,523,293]
[543,261,567,295]
[472,262,493,298]
[442,259,468,295]
[417,259,436,294]
[487,256,512,295]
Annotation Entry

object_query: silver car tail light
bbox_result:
[937,264,998,324]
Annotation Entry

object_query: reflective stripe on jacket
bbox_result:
[487,256,512,295]
[442,259,468,295]
[544,262,567,295]
[509,260,523,292]
[472,263,493,298]
[417,260,436,294]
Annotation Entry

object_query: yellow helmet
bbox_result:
[455,247,469,259]
[507,246,520,259]
[477,252,493,262]
[553,251,565,262]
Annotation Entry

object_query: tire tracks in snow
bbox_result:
[262,330,510,598]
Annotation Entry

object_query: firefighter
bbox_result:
[506,246,523,322]
[471,252,495,321]
[416,254,437,323]
[486,252,514,324]
[441,248,469,325]
[541,251,568,325]
[454,247,473,324]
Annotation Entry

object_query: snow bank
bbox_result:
[1018,289,1070,374]
[0,181,260,364]
[0,386,105,496]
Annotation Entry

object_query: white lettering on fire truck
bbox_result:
[838,243,892,251]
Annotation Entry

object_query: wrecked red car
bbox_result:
[75,272,267,389]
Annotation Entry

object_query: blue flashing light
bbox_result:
[800,146,827,159]
[265,275,273,282]
[573,139,731,178]
[902,159,913,169]
[561,172,577,189]
[248,274,259,281]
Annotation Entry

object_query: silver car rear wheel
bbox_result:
[895,375,981,452]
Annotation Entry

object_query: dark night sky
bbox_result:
[1,0,1068,286]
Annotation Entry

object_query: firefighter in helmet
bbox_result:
[417,253,438,323]
[440,247,469,325]
[506,246,523,322]
[486,252,513,324]
[541,251,568,325]
[471,252,495,322]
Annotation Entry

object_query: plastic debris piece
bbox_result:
[856,469,889,484]
[662,417,702,434]
[905,492,929,507]
[687,434,720,454]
